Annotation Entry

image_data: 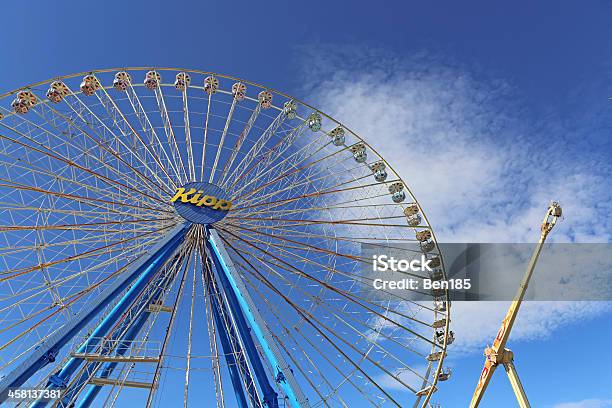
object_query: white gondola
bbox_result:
[429,256,441,268]
[204,76,219,94]
[388,182,405,203]
[370,161,387,182]
[283,100,297,118]
[436,330,454,345]
[232,82,247,101]
[426,351,445,362]
[349,142,367,163]
[329,126,345,146]
[12,98,29,114]
[144,71,161,90]
[80,75,100,96]
[434,300,447,312]
[12,91,37,114]
[421,240,435,253]
[258,90,273,109]
[174,72,191,91]
[437,368,452,382]
[432,318,447,329]
[429,269,443,281]
[307,112,322,131]
[416,229,435,252]
[415,230,431,242]
[113,71,131,91]
[407,213,421,226]
[46,88,62,103]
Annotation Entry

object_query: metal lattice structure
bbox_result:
[0,68,451,408]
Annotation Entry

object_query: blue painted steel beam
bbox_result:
[76,309,151,408]
[74,251,184,408]
[0,224,187,405]
[205,229,280,408]
[31,227,188,408]
[205,271,253,408]
[207,228,310,408]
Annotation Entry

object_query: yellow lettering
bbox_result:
[170,188,198,203]
[188,190,203,204]
[213,200,232,211]
[171,188,233,212]
[197,195,217,207]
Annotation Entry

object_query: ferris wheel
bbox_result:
[0,68,452,408]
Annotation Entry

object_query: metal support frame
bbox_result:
[470,203,561,407]
[0,224,187,406]
[206,228,310,408]
[1,220,313,407]
[75,247,185,408]
[204,263,259,408]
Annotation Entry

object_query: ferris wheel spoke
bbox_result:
[153,85,188,184]
[0,179,173,216]
[0,217,173,233]
[96,85,178,192]
[209,97,237,184]
[215,236,406,407]
[181,86,196,181]
[125,82,184,183]
[217,103,261,187]
[0,104,165,204]
[0,224,175,283]
[230,130,338,203]
[0,157,169,220]
[232,152,357,210]
[221,108,289,189]
[198,89,214,182]
[226,117,305,191]
[220,228,438,336]
[221,222,437,264]
[228,237,433,369]
[40,93,173,203]
[226,214,410,229]
[217,228,437,346]
[61,89,175,196]
[231,177,401,215]
[0,119,169,212]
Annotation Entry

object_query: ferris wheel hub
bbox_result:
[170,181,233,224]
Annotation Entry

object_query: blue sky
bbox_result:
[2,1,612,407]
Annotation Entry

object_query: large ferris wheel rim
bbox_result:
[0,65,444,248]
[0,66,450,406]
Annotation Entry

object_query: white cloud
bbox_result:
[553,399,612,408]
[300,46,612,354]
[450,300,610,355]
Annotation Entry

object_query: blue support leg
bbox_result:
[74,251,184,408]
[205,231,280,408]
[1,225,188,407]
[207,275,252,408]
